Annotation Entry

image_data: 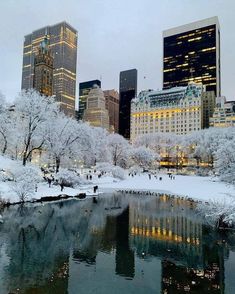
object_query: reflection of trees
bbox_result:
[0,195,129,292]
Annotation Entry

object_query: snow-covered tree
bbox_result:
[45,114,93,172]
[14,89,59,165]
[11,165,40,202]
[197,197,235,229]
[131,146,158,168]
[0,91,5,112]
[0,92,14,155]
[81,127,109,166]
[107,134,130,167]
[55,169,87,187]
[96,162,126,179]
[215,137,235,184]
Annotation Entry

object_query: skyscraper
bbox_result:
[163,17,220,96]
[22,21,78,116]
[83,85,110,130]
[33,36,53,97]
[119,69,137,139]
[104,89,119,133]
[78,80,101,120]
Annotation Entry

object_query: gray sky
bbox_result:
[0,0,235,103]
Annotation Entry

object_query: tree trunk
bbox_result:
[55,157,61,173]
[23,154,27,166]
[2,138,7,155]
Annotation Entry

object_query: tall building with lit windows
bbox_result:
[104,89,119,133]
[22,22,78,116]
[130,82,215,141]
[163,17,220,96]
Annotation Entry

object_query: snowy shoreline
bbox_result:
[1,172,235,206]
[1,153,235,206]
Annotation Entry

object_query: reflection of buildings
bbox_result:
[129,195,202,267]
[72,206,135,280]
[116,207,135,278]
[22,22,78,116]
[161,258,223,293]
[128,195,226,293]
[3,195,228,292]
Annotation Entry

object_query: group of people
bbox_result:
[86,170,105,180]
[167,173,176,180]
[128,172,137,177]
[43,176,65,192]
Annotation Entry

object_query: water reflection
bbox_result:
[0,193,234,293]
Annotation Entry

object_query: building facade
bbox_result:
[131,82,209,140]
[210,97,235,127]
[201,91,216,128]
[119,69,137,139]
[103,89,119,133]
[78,80,101,120]
[33,37,53,96]
[163,17,220,96]
[22,22,78,116]
[83,85,110,130]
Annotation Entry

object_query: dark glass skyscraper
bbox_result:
[163,17,220,96]
[22,22,78,116]
[78,79,101,120]
[119,69,137,139]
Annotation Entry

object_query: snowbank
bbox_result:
[98,173,235,203]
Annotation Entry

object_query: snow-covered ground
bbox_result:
[0,155,235,204]
[98,173,235,203]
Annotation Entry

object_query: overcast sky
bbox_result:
[0,0,235,103]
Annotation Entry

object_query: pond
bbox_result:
[0,193,235,294]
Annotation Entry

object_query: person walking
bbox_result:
[93,185,98,193]
[48,177,52,188]
[60,182,64,192]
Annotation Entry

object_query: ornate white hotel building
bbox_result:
[130,82,215,140]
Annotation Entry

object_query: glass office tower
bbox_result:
[163,17,220,96]
[22,22,77,116]
[119,69,137,139]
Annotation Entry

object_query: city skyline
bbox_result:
[1,0,235,104]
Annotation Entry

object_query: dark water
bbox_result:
[0,194,235,294]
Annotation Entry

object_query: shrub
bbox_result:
[10,165,40,202]
[111,166,125,180]
[55,169,87,188]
